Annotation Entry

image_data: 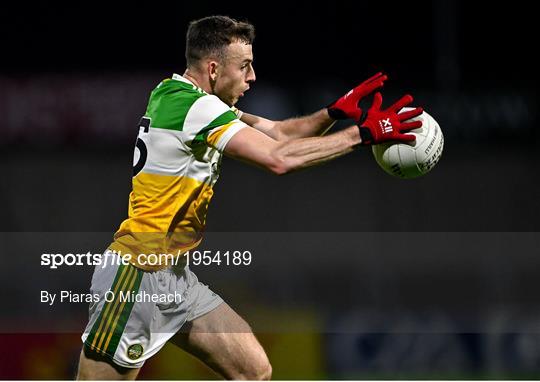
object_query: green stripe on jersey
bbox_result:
[145,79,206,132]
[193,110,238,144]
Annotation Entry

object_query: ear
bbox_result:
[208,60,220,82]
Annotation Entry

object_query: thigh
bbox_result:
[171,303,271,380]
[76,347,140,380]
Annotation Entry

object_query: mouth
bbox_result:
[238,86,250,99]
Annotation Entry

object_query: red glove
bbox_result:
[327,72,387,121]
[358,92,423,145]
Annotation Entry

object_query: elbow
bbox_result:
[267,155,292,176]
[269,166,289,176]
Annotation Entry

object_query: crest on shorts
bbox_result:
[127,344,143,360]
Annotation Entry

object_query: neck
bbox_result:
[183,68,213,94]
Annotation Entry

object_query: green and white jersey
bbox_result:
[110,74,247,271]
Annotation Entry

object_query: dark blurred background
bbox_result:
[1,0,539,379]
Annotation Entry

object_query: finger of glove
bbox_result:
[387,94,413,113]
[369,92,383,111]
[399,120,422,132]
[355,78,387,109]
[353,75,387,100]
[399,107,423,121]
[364,76,387,95]
[363,72,385,85]
[395,133,416,142]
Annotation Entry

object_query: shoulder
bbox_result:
[187,94,232,119]
[180,87,237,129]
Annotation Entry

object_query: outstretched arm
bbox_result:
[224,124,360,175]
[239,109,336,141]
[236,72,387,142]
[224,92,423,175]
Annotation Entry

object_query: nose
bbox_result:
[247,64,256,83]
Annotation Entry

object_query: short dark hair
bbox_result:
[185,16,255,66]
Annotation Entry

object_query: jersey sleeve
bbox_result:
[182,94,246,152]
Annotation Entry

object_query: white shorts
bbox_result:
[81,250,223,368]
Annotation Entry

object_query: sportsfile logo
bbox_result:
[379,118,393,134]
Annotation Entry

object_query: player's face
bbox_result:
[214,41,255,106]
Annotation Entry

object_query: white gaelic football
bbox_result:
[371,108,444,179]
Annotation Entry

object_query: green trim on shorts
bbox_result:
[85,263,143,358]
[86,263,129,348]
[105,268,143,355]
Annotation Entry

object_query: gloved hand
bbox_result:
[327,72,387,121]
[358,92,423,145]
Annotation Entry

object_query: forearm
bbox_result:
[240,109,336,141]
[274,109,336,140]
[271,125,360,174]
[239,112,280,140]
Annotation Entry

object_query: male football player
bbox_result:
[77,15,422,380]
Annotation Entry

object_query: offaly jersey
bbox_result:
[109,74,246,271]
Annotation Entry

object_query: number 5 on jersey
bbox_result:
[133,117,151,176]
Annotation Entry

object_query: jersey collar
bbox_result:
[172,73,193,85]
